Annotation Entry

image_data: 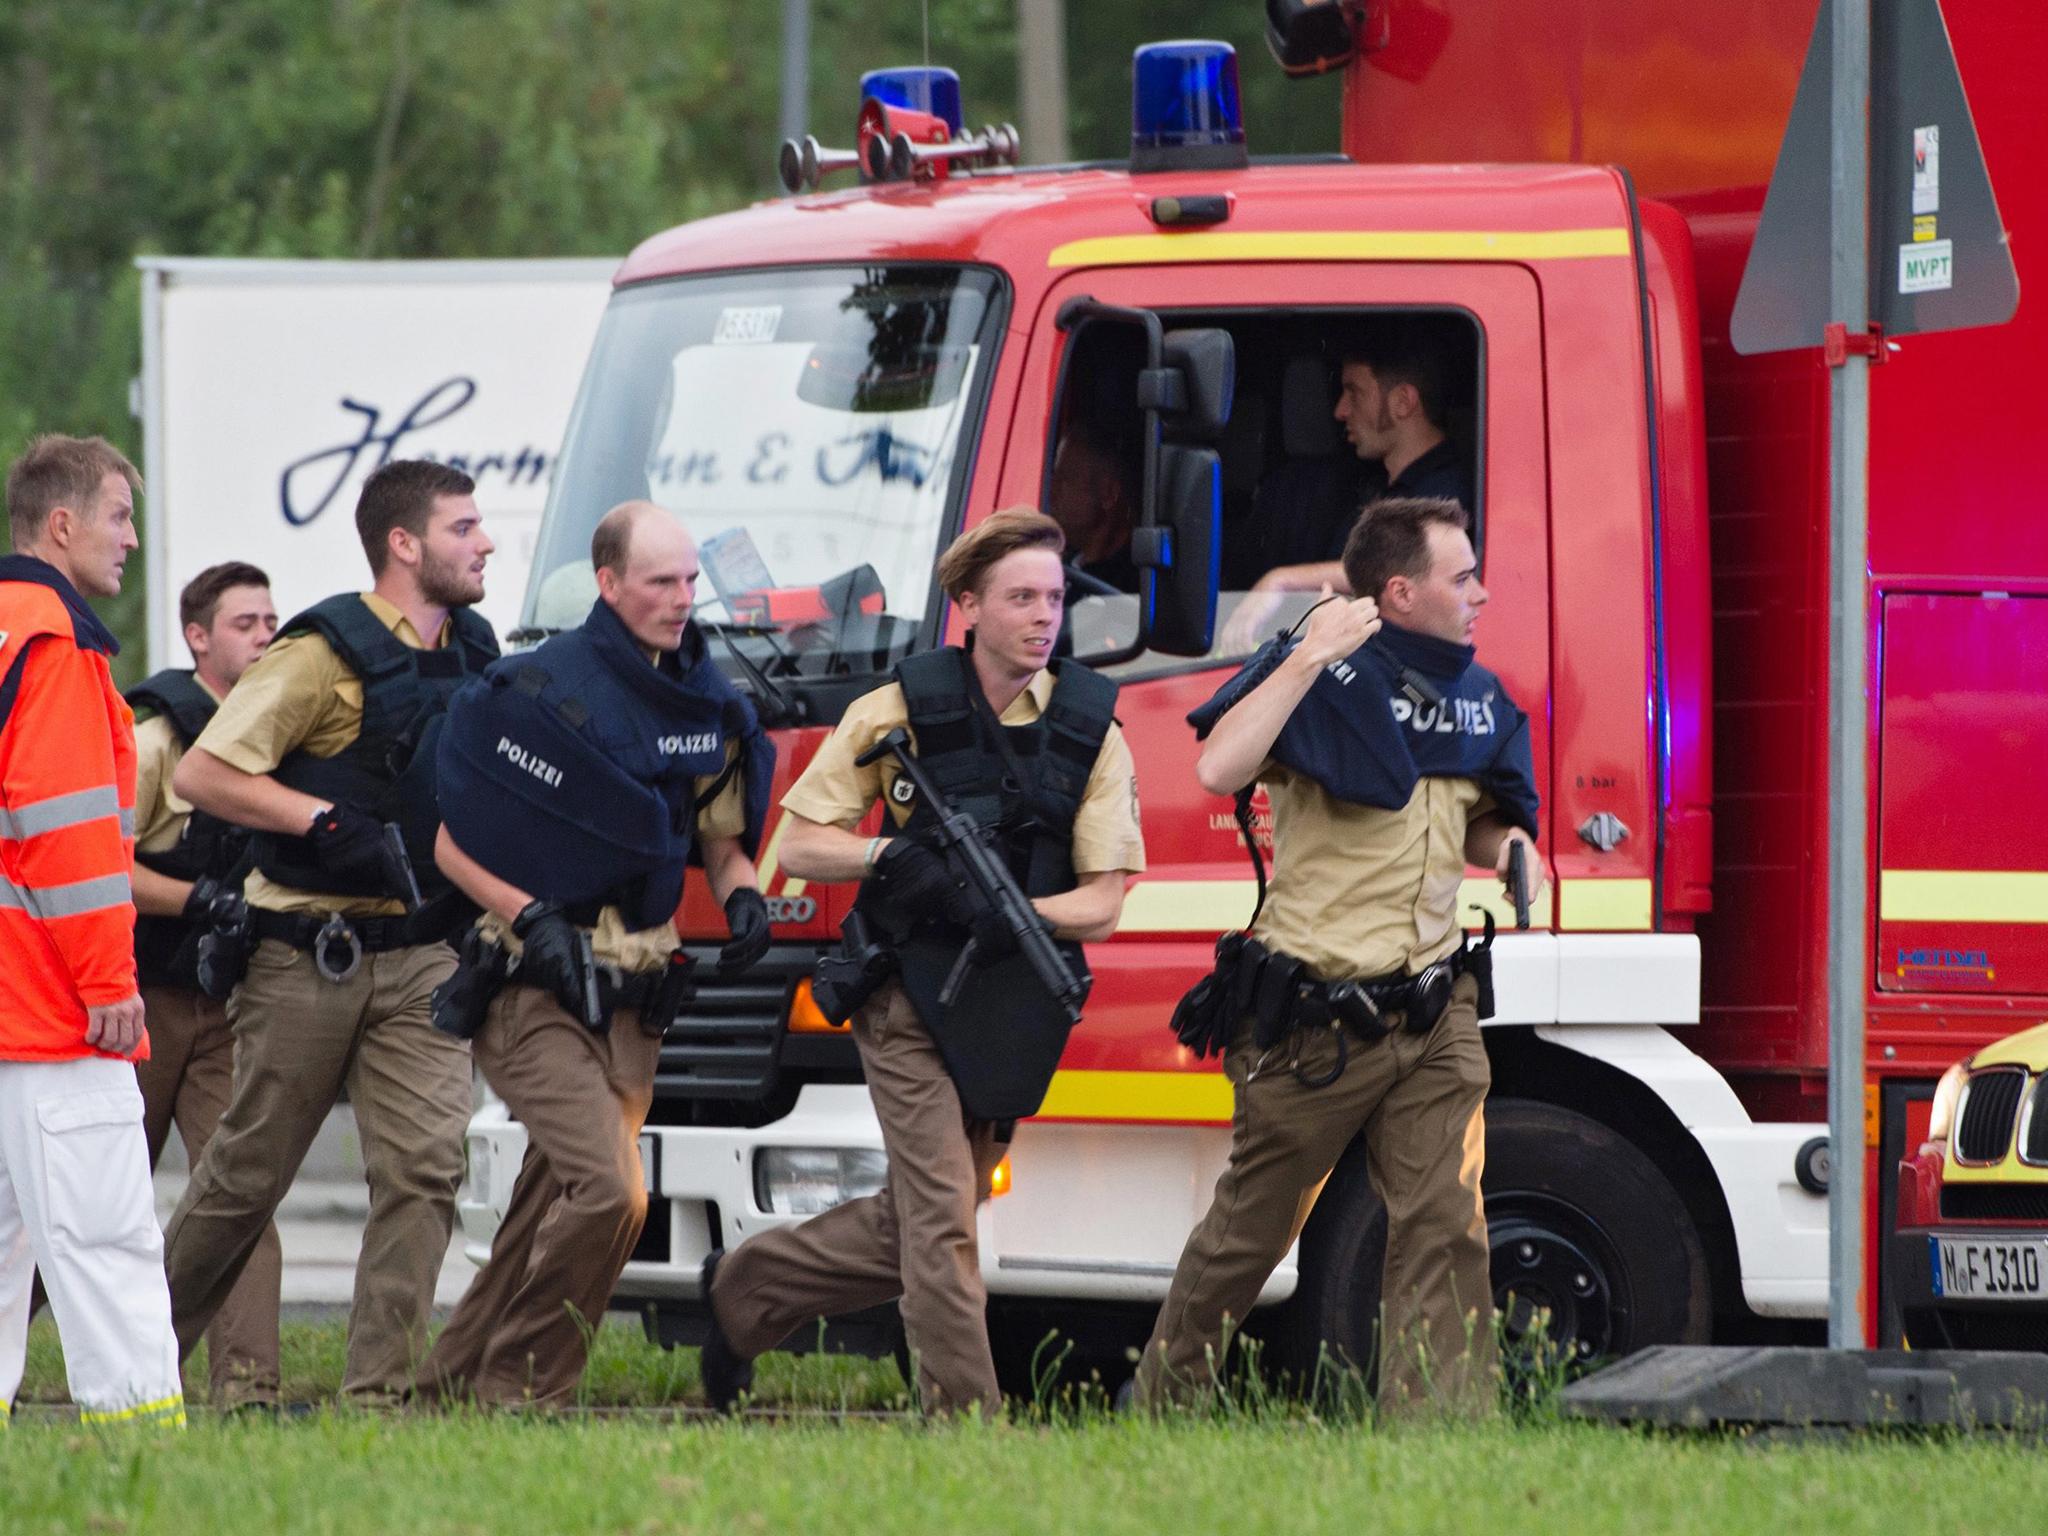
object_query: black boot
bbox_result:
[699,1249,755,1413]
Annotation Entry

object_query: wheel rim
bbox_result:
[1487,1196,1624,1371]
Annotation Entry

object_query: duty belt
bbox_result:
[250,907,435,984]
[1235,936,1463,1044]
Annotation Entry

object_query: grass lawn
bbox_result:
[7,1320,2047,1535]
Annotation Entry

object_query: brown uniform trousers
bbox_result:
[136,984,283,1408]
[163,937,469,1402]
[1135,973,1496,1418]
[417,984,664,1408]
[712,981,1008,1415]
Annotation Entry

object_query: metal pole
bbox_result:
[1018,0,1071,164]
[778,0,811,149]
[1826,0,1872,1351]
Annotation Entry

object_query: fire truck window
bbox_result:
[1051,307,1480,677]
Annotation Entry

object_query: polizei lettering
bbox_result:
[496,735,564,789]
[1390,694,1498,736]
[658,731,721,756]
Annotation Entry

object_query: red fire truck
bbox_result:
[457,2,2044,1380]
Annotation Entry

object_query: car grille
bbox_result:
[2025,1076,2048,1166]
[1940,1184,2048,1222]
[1955,1066,2027,1164]
[651,945,809,1101]
[1922,1310,2048,1352]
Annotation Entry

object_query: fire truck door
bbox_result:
[1001,261,1552,931]
[972,261,1560,1290]
[1877,593,2048,997]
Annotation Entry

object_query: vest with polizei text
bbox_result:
[437,600,769,931]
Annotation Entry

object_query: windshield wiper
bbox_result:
[699,620,806,727]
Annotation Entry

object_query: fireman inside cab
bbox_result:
[1051,312,1479,664]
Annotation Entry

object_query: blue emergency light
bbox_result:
[1131,40,1248,173]
[860,67,964,140]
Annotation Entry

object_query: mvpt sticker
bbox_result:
[1899,239,1954,294]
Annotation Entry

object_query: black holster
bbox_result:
[1168,931,1251,1060]
[432,927,512,1040]
[811,907,897,1026]
[194,897,256,1002]
[633,951,696,1040]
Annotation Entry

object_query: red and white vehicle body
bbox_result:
[458,0,2043,1372]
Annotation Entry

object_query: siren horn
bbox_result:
[884,122,1022,182]
[778,134,864,194]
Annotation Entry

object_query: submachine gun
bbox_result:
[831,726,1093,1121]
[854,727,1088,1025]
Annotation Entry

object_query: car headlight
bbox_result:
[1926,1061,1969,1146]
[753,1147,889,1216]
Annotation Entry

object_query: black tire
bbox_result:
[1274,1097,1712,1386]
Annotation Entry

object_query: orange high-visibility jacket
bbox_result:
[0,556,142,1062]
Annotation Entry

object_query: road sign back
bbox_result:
[1732,0,2019,355]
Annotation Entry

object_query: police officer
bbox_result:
[124,561,282,1409]
[163,459,498,1404]
[701,507,1146,1416]
[1136,496,1544,1418]
[414,502,774,1409]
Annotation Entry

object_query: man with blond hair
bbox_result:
[701,507,1146,1416]
[1,433,184,1428]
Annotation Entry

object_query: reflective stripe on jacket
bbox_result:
[0,576,141,1061]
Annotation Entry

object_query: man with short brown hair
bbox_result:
[162,458,498,1404]
[1137,496,1540,1419]
[123,561,281,1409]
[702,507,1146,1416]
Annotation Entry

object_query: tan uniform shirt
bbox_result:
[781,668,1147,875]
[477,740,749,974]
[132,676,224,858]
[193,592,456,918]
[1250,764,1491,982]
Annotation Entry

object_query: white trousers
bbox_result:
[0,1055,184,1426]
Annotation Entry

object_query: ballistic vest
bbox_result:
[437,602,768,931]
[872,647,1119,1121]
[125,669,250,988]
[888,647,1119,901]
[250,595,498,901]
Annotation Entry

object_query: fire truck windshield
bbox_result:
[522,264,1005,689]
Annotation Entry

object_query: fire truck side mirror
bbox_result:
[1142,445,1222,657]
[1158,328,1235,443]
[1265,0,1358,78]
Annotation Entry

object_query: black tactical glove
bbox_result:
[512,899,600,1029]
[871,838,958,924]
[967,901,1031,962]
[307,804,388,883]
[180,874,229,924]
[717,888,772,977]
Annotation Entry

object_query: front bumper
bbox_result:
[456,1084,1278,1312]
[1890,1224,2048,1351]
